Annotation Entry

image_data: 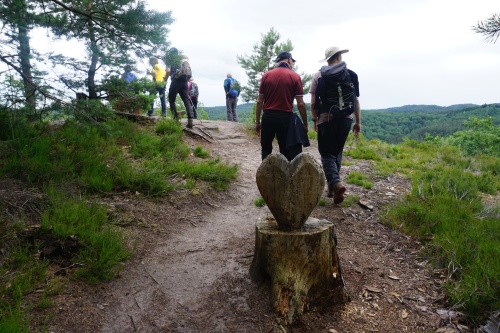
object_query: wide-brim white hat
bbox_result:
[319,46,349,62]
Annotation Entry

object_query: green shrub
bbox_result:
[194,146,210,158]
[254,196,266,207]
[446,117,500,157]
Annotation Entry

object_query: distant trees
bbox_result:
[473,13,500,43]
[362,104,500,144]
[237,27,312,103]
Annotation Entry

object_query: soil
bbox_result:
[8,119,471,332]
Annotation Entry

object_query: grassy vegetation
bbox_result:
[193,145,210,158]
[0,115,238,330]
[1,106,498,328]
[254,196,266,207]
[340,194,361,208]
[346,171,373,189]
[345,126,500,322]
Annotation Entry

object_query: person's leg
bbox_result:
[168,82,179,119]
[260,112,277,160]
[178,82,194,128]
[318,121,339,186]
[191,97,198,118]
[274,112,293,161]
[226,97,233,121]
[159,86,167,115]
[231,98,239,122]
[331,117,353,175]
[148,90,158,115]
[288,145,303,161]
[318,117,352,201]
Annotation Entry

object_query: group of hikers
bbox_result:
[121,47,199,128]
[255,46,361,204]
[121,45,361,204]
[122,47,241,128]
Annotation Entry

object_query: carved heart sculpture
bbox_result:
[256,153,325,230]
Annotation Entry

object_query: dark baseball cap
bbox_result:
[275,51,296,63]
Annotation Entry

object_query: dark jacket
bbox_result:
[286,113,310,148]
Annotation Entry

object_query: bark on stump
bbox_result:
[250,217,349,325]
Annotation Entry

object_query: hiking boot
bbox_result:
[327,183,335,198]
[187,118,194,128]
[332,182,346,204]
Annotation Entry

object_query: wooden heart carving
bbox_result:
[256,153,325,230]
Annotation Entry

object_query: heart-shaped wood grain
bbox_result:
[256,153,325,230]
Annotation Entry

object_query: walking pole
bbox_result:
[189,97,202,126]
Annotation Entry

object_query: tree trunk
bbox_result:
[250,217,349,326]
[17,6,36,111]
[87,0,98,99]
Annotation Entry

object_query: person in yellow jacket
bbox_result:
[148,57,167,116]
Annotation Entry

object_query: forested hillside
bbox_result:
[205,103,500,144]
[362,103,500,143]
[204,103,254,121]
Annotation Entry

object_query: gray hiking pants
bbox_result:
[226,96,238,122]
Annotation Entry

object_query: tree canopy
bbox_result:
[0,0,173,118]
[237,27,312,103]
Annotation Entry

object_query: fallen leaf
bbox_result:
[364,286,383,293]
[358,200,374,210]
[401,309,408,319]
[388,275,400,280]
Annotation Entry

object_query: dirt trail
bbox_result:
[47,119,461,333]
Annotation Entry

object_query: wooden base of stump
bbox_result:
[250,217,350,325]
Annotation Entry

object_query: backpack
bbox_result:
[228,78,240,97]
[172,60,192,82]
[188,82,199,97]
[319,68,356,117]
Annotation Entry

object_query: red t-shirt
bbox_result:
[259,65,303,112]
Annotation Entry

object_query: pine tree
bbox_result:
[237,27,312,103]
[41,0,174,99]
[473,13,500,43]
[0,0,39,111]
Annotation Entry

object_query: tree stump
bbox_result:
[250,217,349,325]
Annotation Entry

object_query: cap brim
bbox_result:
[276,57,296,63]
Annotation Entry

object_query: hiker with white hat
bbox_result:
[310,46,361,204]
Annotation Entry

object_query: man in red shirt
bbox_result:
[255,51,308,161]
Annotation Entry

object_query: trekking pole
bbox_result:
[189,97,202,126]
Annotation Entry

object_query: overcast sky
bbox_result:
[142,0,499,109]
